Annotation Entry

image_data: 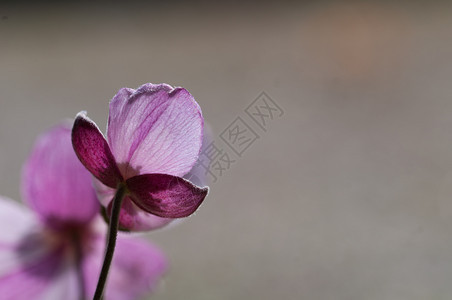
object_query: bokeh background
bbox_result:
[2,1,452,299]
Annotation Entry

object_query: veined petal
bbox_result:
[95,175,175,232]
[82,232,167,300]
[183,123,214,187]
[108,124,214,232]
[126,174,208,218]
[72,112,123,188]
[107,83,204,178]
[107,197,173,232]
[22,123,100,227]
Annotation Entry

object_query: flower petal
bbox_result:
[36,260,81,300]
[107,123,214,232]
[0,197,37,248]
[0,248,65,300]
[107,83,204,178]
[183,122,214,187]
[22,123,100,228]
[0,198,67,299]
[93,178,116,207]
[107,196,173,231]
[95,178,175,232]
[126,174,208,218]
[72,112,123,188]
[82,231,167,300]
[0,197,53,283]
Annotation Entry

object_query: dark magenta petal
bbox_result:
[126,174,208,218]
[22,123,100,227]
[72,111,123,188]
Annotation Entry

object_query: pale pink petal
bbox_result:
[72,112,123,188]
[183,123,213,187]
[0,232,50,279]
[0,197,38,248]
[0,198,50,284]
[93,178,116,207]
[109,124,214,232]
[107,196,173,232]
[36,261,81,300]
[0,197,71,299]
[0,248,65,300]
[22,123,100,228]
[107,83,204,179]
[126,174,208,218]
[82,232,167,300]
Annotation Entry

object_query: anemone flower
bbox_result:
[72,83,209,232]
[0,123,167,300]
[72,83,209,299]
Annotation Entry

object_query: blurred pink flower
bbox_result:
[0,124,167,300]
[72,83,209,232]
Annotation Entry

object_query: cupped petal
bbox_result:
[126,174,208,218]
[107,197,173,232]
[82,230,167,300]
[22,123,100,228]
[72,112,123,188]
[95,175,175,232]
[107,83,204,179]
[107,123,215,232]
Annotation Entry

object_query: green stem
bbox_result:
[93,184,127,300]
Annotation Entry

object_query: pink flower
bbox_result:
[72,83,209,231]
[0,123,167,299]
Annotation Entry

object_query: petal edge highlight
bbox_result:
[107,83,204,178]
[72,112,123,188]
[126,174,208,218]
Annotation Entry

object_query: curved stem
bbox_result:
[93,184,127,300]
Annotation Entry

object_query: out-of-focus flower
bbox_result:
[72,83,209,231]
[0,123,167,300]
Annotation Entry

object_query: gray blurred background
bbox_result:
[2,1,452,299]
